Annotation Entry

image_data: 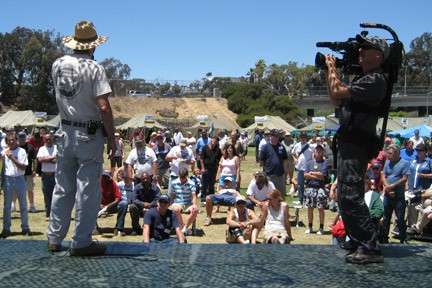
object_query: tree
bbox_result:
[404,32,432,86]
[99,57,131,96]
[253,59,267,83]
[0,27,64,113]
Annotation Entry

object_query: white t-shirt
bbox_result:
[36,145,58,172]
[126,147,156,177]
[292,142,313,171]
[258,138,269,151]
[219,188,237,196]
[409,136,424,149]
[186,136,197,152]
[1,147,28,177]
[167,146,195,176]
[246,179,275,201]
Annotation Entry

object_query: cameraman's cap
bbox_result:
[224,176,233,183]
[357,34,390,60]
[17,131,27,138]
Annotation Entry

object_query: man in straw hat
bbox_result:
[47,21,116,256]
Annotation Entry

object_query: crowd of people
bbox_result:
[2,124,432,249]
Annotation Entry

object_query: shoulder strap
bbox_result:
[299,143,309,156]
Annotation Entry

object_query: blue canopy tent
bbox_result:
[387,124,432,138]
[325,125,340,132]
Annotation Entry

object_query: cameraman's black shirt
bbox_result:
[341,70,387,134]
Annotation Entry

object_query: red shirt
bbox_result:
[100,179,122,206]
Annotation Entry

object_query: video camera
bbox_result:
[315,23,404,85]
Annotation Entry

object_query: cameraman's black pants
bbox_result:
[337,142,380,254]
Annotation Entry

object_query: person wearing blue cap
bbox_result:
[324,34,391,264]
[143,194,185,244]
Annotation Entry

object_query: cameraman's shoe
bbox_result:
[70,241,106,256]
[345,251,383,264]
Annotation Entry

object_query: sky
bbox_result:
[1,0,431,83]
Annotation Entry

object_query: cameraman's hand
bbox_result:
[325,54,337,70]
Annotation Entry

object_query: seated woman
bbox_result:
[260,189,294,244]
[226,195,260,244]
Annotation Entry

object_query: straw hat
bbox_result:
[63,21,108,50]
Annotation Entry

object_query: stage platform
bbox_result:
[0,240,430,287]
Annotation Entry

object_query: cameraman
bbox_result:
[324,35,390,264]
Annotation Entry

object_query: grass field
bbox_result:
[1,146,410,245]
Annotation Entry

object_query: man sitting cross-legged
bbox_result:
[170,168,199,235]
[204,177,240,226]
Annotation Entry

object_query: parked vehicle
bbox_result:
[127,90,151,97]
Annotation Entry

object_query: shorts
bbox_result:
[25,175,34,191]
[263,229,289,244]
[171,202,195,213]
[284,157,295,173]
[209,194,236,206]
[304,187,327,209]
[110,156,123,168]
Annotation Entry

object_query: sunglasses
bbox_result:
[360,45,379,51]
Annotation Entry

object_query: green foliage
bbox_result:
[222,83,303,128]
[398,32,432,87]
[0,27,64,113]
[389,110,408,117]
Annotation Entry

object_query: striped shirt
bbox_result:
[171,178,196,205]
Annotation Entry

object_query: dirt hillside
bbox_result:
[109,97,238,123]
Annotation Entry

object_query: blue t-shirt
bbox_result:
[171,178,196,204]
[259,143,287,176]
[383,158,410,198]
[305,159,328,188]
[400,148,417,162]
[195,137,210,154]
[144,208,180,240]
[408,157,432,191]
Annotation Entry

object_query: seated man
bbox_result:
[170,168,199,235]
[246,171,275,211]
[226,195,260,244]
[203,177,240,226]
[261,189,294,244]
[98,170,128,236]
[129,172,162,236]
[143,195,185,244]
